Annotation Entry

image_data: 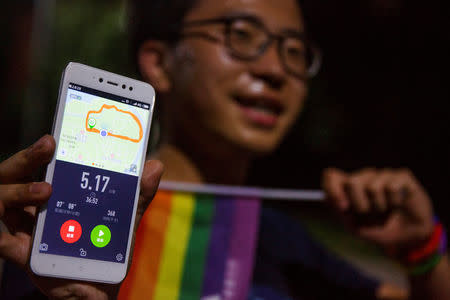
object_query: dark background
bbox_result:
[1,0,449,229]
[249,0,450,229]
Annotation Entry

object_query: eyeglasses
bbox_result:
[180,15,322,79]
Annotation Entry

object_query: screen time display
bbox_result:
[39,83,151,263]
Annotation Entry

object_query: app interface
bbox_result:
[39,83,151,263]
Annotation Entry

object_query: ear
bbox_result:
[138,40,172,93]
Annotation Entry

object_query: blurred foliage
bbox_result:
[44,0,133,81]
[29,0,135,145]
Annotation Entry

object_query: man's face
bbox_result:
[166,0,307,155]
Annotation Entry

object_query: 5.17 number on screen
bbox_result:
[80,172,110,192]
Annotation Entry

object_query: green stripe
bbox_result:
[179,194,215,300]
[409,253,442,276]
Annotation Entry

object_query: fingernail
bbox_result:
[30,182,47,194]
[27,136,48,156]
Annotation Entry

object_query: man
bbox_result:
[0,0,448,299]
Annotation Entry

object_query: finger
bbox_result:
[358,226,391,244]
[385,177,407,208]
[386,169,433,227]
[344,169,376,214]
[358,213,421,248]
[322,168,349,211]
[366,170,393,212]
[376,283,409,300]
[385,169,420,208]
[2,208,36,235]
[0,231,30,266]
[0,182,52,217]
[357,214,402,246]
[136,160,164,220]
[0,135,55,184]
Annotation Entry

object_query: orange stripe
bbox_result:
[119,191,173,299]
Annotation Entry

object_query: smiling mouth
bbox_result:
[233,95,283,127]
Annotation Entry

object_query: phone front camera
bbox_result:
[99,78,103,83]
[122,84,126,89]
[129,86,133,91]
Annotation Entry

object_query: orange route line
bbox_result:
[85,104,143,143]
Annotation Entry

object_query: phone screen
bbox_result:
[39,83,151,263]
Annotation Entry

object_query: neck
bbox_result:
[153,141,252,186]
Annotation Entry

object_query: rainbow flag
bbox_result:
[119,188,262,300]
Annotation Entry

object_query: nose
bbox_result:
[248,42,286,89]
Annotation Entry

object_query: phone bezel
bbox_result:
[30,62,155,284]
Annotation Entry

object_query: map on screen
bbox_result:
[56,85,150,176]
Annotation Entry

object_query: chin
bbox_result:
[233,134,284,157]
[214,117,292,157]
[227,111,295,157]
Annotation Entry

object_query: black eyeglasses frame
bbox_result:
[178,15,321,79]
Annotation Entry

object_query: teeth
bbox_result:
[234,97,280,115]
[251,102,277,114]
[251,106,276,115]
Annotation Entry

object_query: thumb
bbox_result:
[129,160,163,268]
[136,160,164,219]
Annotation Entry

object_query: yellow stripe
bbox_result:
[153,192,195,300]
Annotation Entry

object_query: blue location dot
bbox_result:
[100,130,107,137]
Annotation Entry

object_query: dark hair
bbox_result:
[127,0,306,70]
[126,0,198,68]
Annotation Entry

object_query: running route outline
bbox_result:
[85,104,143,143]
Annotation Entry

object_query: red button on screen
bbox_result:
[60,220,82,243]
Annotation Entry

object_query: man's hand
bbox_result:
[0,135,164,299]
[322,168,434,254]
[323,168,450,300]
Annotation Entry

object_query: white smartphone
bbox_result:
[30,62,155,283]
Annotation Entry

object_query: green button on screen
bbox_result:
[90,225,111,248]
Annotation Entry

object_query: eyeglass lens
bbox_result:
[227,19,309,76]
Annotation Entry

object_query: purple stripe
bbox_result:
[222,197,261,300]
[201,197,235,298]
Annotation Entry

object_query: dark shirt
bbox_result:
[249,207,379,300]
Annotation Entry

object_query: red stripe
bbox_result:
[407,223,443,263]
